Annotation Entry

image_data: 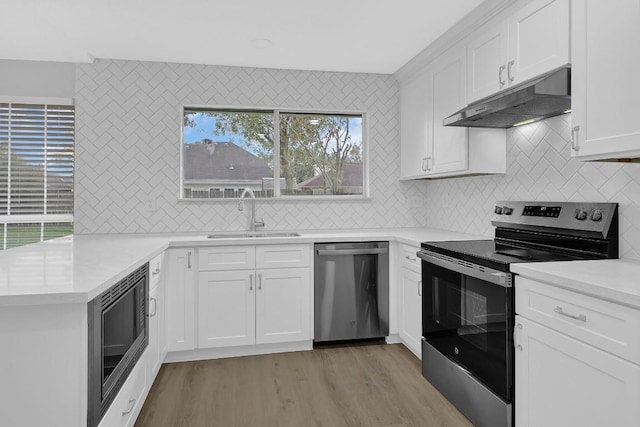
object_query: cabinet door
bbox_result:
[166,248,195,352]
[255,268,311,344]
[571,0,640,160]
[508,0,570,86]
[430,48,468,175]
[198,271,255,348]
[147,253,164,383]
[147,283,161,382]
[515,316,640,427]
[399,267,422,358]
[400,70,431,179]
[467,21,509,103]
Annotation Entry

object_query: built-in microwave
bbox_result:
[87,263,148,427]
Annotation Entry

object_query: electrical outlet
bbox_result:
[142,197,156,213]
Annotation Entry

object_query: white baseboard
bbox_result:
[163,340,313,363]
[385,333,402,344]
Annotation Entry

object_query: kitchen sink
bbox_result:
[207,231,301,239]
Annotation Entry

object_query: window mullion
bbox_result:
[273,110,281,198]
[7,104,11,216]
[43,105,48,217]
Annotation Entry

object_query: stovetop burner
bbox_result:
[420,239,591,272]
[420,201,619,272]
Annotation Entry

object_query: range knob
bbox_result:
[574,208,588,221]
[494,206,503,215]
[591,210,603,222]
[502,206,513,215]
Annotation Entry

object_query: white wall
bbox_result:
[74,59,429,233]
[425,114,640,260]
[0,59,75,99]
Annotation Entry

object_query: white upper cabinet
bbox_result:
[467,0,570,104]
[430,49,468,175]
[467,22,510,102]
[400,46,506,180]
[400,70,431,179]
[508,0,570,85]
[570,0,640,160]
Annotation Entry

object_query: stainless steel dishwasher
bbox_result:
[314,241,389,343]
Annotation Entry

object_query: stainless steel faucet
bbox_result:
[237,188,265,232]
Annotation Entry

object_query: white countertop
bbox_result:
[512,259,640,309]
[0,227,482,306]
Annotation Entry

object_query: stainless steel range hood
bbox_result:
[444,68,571,128]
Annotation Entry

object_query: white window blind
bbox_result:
[0,102,74,249]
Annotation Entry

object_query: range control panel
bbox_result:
[492,201,618,236]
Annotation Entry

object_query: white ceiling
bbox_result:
[0,0,484,74]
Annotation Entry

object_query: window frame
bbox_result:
[179,106,369,201]
[0,96,75,249]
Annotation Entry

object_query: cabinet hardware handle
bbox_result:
[258,273,262,290]
[421,157,428,172]
[418,280,422,297]
[507,60,515,83]
[425,156,432,171]
[249,274,253,291]
[513,323,523,350]
[187,252,192,269]
[152,267,160,275]
[149,297,157,317]
[122,398,136,415]
[554,306,587,322]
[405,255,417,261]
[571,125,580,151]
[499,64,506,87]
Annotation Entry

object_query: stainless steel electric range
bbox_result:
[417,201,619,427]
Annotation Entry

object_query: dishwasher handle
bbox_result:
[316,248,389,256]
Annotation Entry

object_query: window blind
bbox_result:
[0,102,74,249]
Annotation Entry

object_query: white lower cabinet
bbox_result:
[515,316,640,427]
[166,248,196,352]
[398,244,422,358]
[147,252,166,382]
[198,270,256,348]
[197,244,312,350]
[515,277,640,426]
[98,351,148,427]
[255,268,311,344]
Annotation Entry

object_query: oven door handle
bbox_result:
[417,249,512,288]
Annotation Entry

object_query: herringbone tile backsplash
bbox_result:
[74,59,428,234]
[75,59,640,259]
[426,114,640,260]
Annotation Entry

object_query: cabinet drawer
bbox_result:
[256,245,310,269]
[198,246,255,271]
[149,252,163,290]
[516,276,640,364]
[99,356,147,427]
[399,244,421,273]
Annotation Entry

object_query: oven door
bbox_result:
[418,249,514,402]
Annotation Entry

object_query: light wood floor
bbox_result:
[135,343,473,427]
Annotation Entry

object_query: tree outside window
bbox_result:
[182,109,364,198]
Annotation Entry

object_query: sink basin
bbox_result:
[207,231,301,239]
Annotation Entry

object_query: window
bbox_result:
[0,102,74,249]
[182,108,364,199]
